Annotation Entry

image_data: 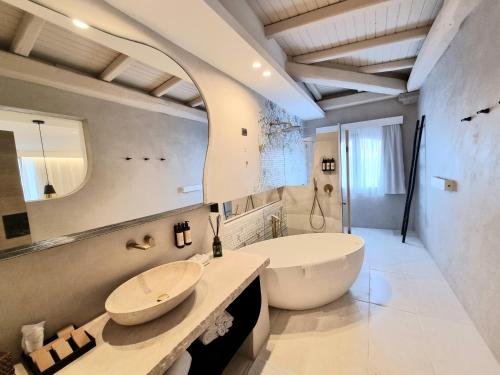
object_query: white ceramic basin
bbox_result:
[105,261,203,326]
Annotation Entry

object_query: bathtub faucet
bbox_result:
[271,215,282,238]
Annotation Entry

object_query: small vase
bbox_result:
[212,236,223,258]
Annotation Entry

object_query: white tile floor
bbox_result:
[225,228,500,375]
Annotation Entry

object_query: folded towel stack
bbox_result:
[198,311,234,345]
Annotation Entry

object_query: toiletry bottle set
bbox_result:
[174,221,192,249]
[321,157,336,172]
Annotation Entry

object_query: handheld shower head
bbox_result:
[310,177,326,231]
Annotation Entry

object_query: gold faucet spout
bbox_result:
[126,235,155,250]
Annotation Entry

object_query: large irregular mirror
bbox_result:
[0,0,208,255]
[222,188,281,221]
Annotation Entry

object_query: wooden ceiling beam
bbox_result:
[359,57,416,74]
[287,62,407,95]
[305,83,322,101]
[100,54,133,82]
[188,96,204,108]
[318,92,397,111]
[408,0,484,91]
[264,0,395,39]
[0,50,207,123]
[151,77,183,97]
[293,26,430,64]
[10,13,45,56]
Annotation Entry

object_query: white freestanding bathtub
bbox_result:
[241,233,364,310]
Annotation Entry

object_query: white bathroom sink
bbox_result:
[105,261,203,326]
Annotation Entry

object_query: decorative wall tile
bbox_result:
[220,201,287,250]
[257,100,307,192]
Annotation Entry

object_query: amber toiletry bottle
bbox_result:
[183,221,192,246]
[175,224,185,249]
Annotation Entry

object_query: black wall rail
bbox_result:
[461,100,499,123]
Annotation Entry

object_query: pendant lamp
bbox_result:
[33,120,56,199]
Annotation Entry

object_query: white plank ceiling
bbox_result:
[0,0,201,108]
[164,80,201,102]
[250,0,441,66]
[115,60,174,92]
[248,0,443,103]
[31,22,119,75]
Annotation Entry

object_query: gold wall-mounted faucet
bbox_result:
[126,235,155,250]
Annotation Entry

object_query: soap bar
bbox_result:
[29,349,54,372]
[70,328,90,348]
[51,338,73,360]
[57,325,75,340]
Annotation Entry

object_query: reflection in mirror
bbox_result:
[222,188,282,221]
[0,109,87,201]
[0,0,208,257]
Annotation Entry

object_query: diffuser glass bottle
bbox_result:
[209,214,223,257]
[212,236,222,257]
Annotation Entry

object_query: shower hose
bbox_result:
[310,178,326,232]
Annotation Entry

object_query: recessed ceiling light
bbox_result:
[252,61,262,69]
[72,19,89,29]
[262,70,271,77]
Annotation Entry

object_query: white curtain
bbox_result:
[348,126,384,195]
[18,157,85,201]
[347,124,406,196]
[382,124,406,194]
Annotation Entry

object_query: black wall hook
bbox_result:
[477,108,490,115]
[125,157,132,160]
[143,157,150,161]
[461,116,473,122]
[159,158,166,161]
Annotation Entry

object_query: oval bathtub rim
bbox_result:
[240,233,365,271]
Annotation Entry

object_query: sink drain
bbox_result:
[157,293,169,302]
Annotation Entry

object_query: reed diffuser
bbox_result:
[209,214,223,257]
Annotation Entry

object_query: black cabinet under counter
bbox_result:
[187,277,262,375]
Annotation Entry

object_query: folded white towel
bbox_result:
[165,350,192,375]
[216,325,227,336]
[198,328,219,345]
[198,310,234,345]
[215,311,234,325]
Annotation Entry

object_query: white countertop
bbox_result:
[17,251,269,375]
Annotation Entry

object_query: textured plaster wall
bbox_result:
[305,99,418,229]
[415,0,500,361]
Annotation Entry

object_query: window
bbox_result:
[349,126,384,193]
[342,124,406,196]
